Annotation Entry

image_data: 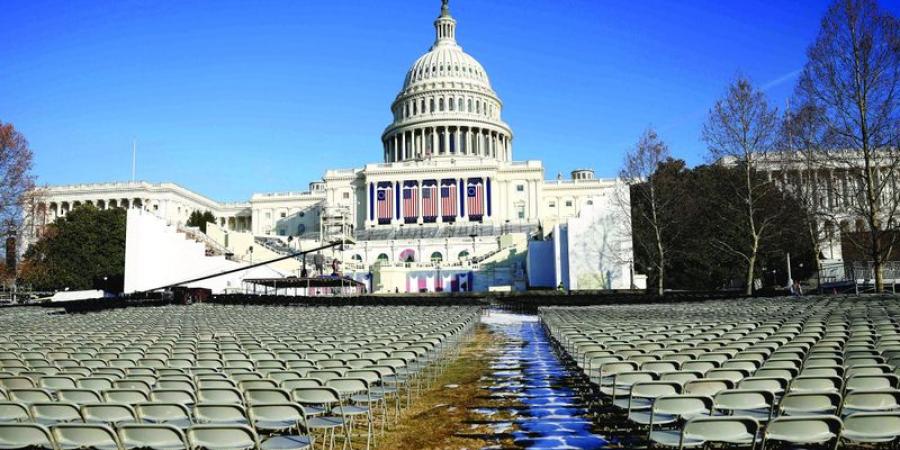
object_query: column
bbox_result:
[430,127,437,156]
[401,132,406,160]
[454,127,460,154]
[393,135,399,161]
[443,127,449,154]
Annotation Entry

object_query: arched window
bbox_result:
[476,101,481,114]
[430,252,443,263]
[586,200,594,206]
[376,253,390,263]
[439,98,444,111]
[458,250,470,261]
[399,249,416,263]
[430,98,435,112]
[467,99,472,112]
[449,99,454,111]
[351,254,363,262]
[458,98,464,111]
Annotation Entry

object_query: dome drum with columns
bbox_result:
[381,0,512,163]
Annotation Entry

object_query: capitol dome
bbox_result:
[382,0,513,163]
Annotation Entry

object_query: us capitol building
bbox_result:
[28,1,640,293]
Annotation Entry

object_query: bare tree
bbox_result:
[0,122,36,279]
[780,100,836,288]
[702,77,781,295]
[620,128,678,296]
[796,0,899,292]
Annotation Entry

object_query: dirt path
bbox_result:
[375,324,517,450]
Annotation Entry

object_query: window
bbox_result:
[517,205,525,219]
[439,98,444,111]
[586,200,593,206]
[376,253,390,263]
[280,212,286,218]
[342,192,350,200]
[265,212,271,219]
[549,202,556,208]
[430,251,443,263]
[565,201,573,207]
[516,184,524,192]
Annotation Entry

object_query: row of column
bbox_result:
[771,167,899,211]
[369,178,491,225]
[383,126,510,162]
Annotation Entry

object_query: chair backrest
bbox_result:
[102,388,149,405]
[187,424,259,450]
[326,378,368,397]
[51,423,121,449]
[292,387,342,406]
[29,401,83,424]
[248,403,307,429]
[684,379,735,396]
[842,389,900,413]
[682,416,759,445]
[118,423,188,450]
[764,415,842,445]
[135,402,192,424]
[778,392,842,416]
[652,395,713,419]
[193,403,248,425]
[841,412,900,443]
[244,388,292,405]
[197,388,244,405]
[846,374,900,392]
[789,375,843,393]
[0,401,30,422]
[737,376,787,394]
[0,423,54,449]
[80,402,137,425]
[9,388,54,404]
[714,389,774,414]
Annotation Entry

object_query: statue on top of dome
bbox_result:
[441,0,450,17]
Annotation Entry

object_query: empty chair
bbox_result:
[684,379,735,397]
[845,373,900,392]
[631,394,712,430]
[839,412,900,446]
[622,381,681,413]
[118,423,189,450]
[652,415,759,449]
[283,379,324,390]
[81,403,137,425]
[0,401,30,423]
[77,377,114,391]
[0,423,54,449]
[244,388,292,405]
[788,375,843,393]
[51,423,121,450]
[193,403,249,426]
[29,402,83,426]
[8,388,53,404]
[659,371,703,386]
[150,389,196,406]
[187,424,260,450]
[778,391,842,416]
[57,389,102,405]
[714,389,775,422]
[248,403,314,450]
[102,388,149,405]
[761,415,842,450]
[737,377,788,397]
[841,389,900,416]
[135,402,193,429]
[197,388,244,405]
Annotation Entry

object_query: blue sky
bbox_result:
[3,0,898,201]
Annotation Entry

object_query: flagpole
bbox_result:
[131,139,137,182]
